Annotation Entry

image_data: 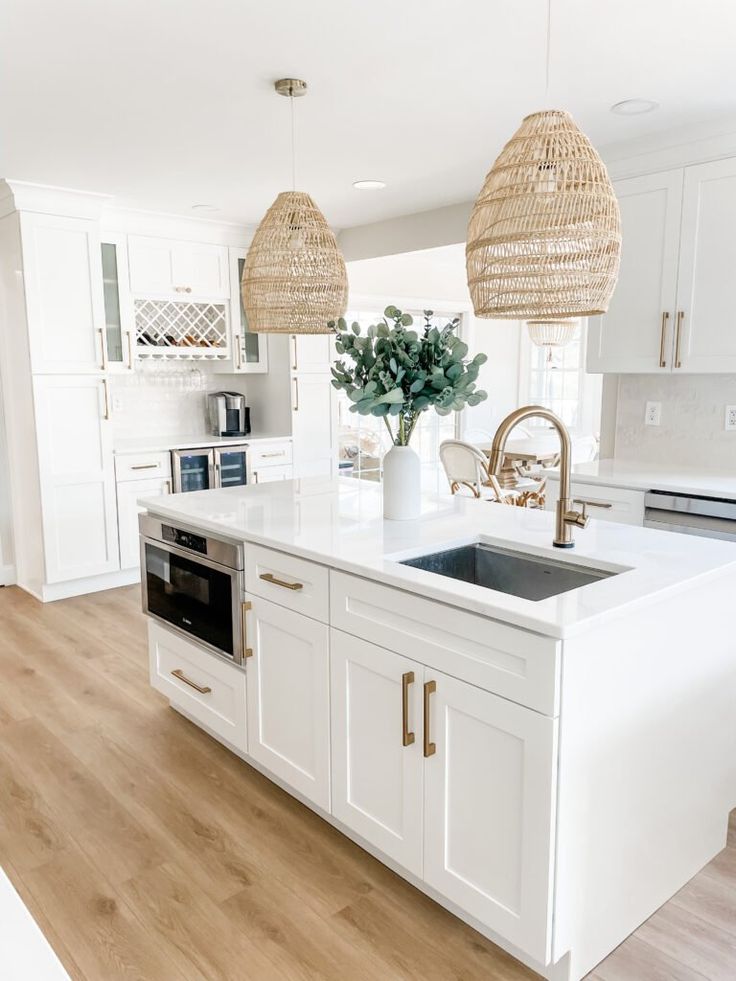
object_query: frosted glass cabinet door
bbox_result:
[21,213,106,373]
[228,250,268,372]
[586,170,683,373]
[33,375,119,582]
[675,157,736,372]
[331,631,424,876]
[101,236,135,372]
[423,669,557,964]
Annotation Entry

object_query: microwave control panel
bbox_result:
[162,525,207,555]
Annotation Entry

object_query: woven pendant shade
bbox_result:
[242,190,348,334]
[527,318,578,348]
[466,110,621,320]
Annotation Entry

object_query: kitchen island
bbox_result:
[139,477,736,981]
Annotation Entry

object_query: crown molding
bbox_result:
[0,179,112,220]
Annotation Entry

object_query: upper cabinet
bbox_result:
[588,157,736,374]
[127,236,229,299]
[229,248,268,372]
[100,234,135,372]
[20,213,107,374]
[675,158,736,372]
[291,333,333,373]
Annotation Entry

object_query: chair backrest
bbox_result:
[439,440,491,497]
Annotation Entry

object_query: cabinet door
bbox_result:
[117,476,172,570]
[34,375,119,582]
[291,375,336,478]
[251,464,293,484]
[21,213,106,373]
[423,669,557,963]
[172,449,214,493]
[675,158,736,372]
[101,236,135,372]
[291,334,332,373]
[229,250,268,372]
[245,594,330,809]
[331,631,424,876]
[214,448,247,488]
[587,170,682,373]
[128,236,229,299]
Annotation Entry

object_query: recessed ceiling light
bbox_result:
[191,203,219,212]
[610,99,659,116]
[353,180,386,190]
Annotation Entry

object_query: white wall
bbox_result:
[0,366,15,583]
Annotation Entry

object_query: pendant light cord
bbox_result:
[290,90,296,191]
[544,0,552,100]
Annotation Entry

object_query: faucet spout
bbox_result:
[489,405,588,548]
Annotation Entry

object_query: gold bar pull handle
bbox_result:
[127,331,135,370]
[423,680,436,758]
[242,600,253,658]
[674,310,685,368]
[401,671,415,747]
[259,572,303,591]
[102,379,111,420]
[171,669,211,694]
[235,334,243,370]
[97,327,107,370]
[659,311,669,368]
[291,334,298,370]
[292,378,299,412]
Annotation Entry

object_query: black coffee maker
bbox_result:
[208,392,251,437]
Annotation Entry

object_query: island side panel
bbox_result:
[552,571,736,981]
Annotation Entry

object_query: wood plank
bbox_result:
[590,935,708,981]
[635,901,736,979]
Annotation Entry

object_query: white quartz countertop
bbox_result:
[138,477,736,640]
[547,458,736,500]
[114,433,291,454]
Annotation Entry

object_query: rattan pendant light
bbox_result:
[527,318,578,348]
[242,79,348,334]
[466,4,621,321]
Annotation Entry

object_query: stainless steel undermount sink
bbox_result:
[399,543,616,601]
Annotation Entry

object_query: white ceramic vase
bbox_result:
[382,444,421,520]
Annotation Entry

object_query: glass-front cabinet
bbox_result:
[214,447,248,487]
[100,235,135,371]
[172,445,249,493]
[229,249,268,373]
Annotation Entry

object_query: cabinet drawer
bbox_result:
[248,441,293,470]
[148,621,247,752]
[331,572,559,716]
[246,544,328,623]
[251,464,293,484]
[115,451,172,482]
[545,479,645,526]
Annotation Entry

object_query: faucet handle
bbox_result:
[573,498,613,523]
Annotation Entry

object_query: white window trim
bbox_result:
[517,318,602,437]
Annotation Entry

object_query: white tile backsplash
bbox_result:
[110,364,249,442]
[614,374,736,468]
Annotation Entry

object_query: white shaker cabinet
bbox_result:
[291,334,333,373]
[587,170,683,373]
[423,669,557,964]
[245,594,331,810]
[127,236,229,299]
[291,373,336,478]
[675,157,736,372]
[33,375,119,582]
[331,631,425,877]
[20,213,106,374]
[117,475,172,570]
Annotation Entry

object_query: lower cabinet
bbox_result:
[245,594,331,810]
[330,629,557,964]
[331,631,425,876]
[117,475,172,569]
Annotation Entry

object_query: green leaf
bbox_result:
[400,313,413,326]
[351,322,360,335]
[389,357,398,374]
[384,305,398,318]
[377,388,405,405]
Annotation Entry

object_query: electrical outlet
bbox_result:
[725,405,736,431]
[645,401,661,426]
[112,396,123,413]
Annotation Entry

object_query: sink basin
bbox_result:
[399,543,615,601]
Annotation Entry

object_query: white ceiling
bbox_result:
[2,0,736,229]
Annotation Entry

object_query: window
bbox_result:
[336,308,463,485]
[519,321,602,437]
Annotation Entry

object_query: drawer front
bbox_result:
[148,621,247,751]
[246,544,329,623]
[545,479,645,526]
[115,451,172,483]
[251,464,293,484]
[249,441,293,470]
[331,572,559,716]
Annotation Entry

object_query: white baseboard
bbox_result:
[41,568,140,602]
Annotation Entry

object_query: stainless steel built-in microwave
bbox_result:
[171,444,248,493]
[139,514,247,664]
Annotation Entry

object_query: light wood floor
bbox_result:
[1,585,735,981]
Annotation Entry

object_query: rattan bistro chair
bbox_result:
[439,440,508,503]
